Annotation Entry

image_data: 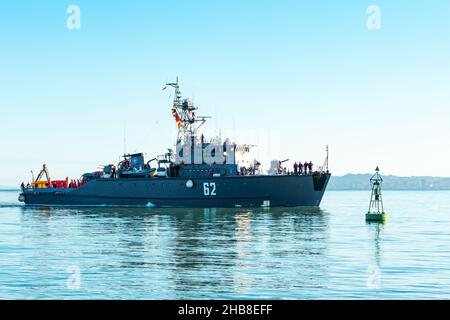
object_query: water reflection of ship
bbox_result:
[166,207,330,295]
[19,206,331,296]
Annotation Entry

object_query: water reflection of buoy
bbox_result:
[366,167,388,223]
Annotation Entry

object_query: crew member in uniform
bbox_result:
[293,162,298,174]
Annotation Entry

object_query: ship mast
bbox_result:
[166,78,210,142]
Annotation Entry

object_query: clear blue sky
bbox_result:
[1,1,449,186]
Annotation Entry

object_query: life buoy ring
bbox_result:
[186,180,194,188]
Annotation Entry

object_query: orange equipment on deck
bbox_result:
[30,165,75,189]
[31,164,51,189]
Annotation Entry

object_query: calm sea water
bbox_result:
[0,189,449,299]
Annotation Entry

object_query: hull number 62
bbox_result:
[203,182,217,196]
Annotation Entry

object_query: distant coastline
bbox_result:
[328,174,450,191]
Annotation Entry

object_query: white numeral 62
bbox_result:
[203,182,216,196]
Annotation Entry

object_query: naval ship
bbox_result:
[19,80,331,208]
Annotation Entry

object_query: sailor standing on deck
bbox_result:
[298,162,303,175]
[293,162,298,175]
[309,161,313,174]
[304,161,309,175]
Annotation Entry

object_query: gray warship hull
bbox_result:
[22,173,330,208]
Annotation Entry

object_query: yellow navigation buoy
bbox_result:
[366,167,388,223]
